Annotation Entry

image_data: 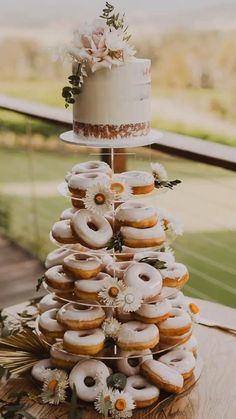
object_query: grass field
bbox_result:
[0,146,235,308]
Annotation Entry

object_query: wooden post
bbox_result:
[101,148,127,172]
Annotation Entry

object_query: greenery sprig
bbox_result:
[154,179,182,190]
[62,64,84,108]
[0,392,36,419]
[106,232,124,253]
[139,257,166,270]
[100,2,131,41]
[36,275,45,292]
[107,373,127,391]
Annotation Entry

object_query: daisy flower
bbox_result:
[116,287,143,312]
[188,302,200,323]
[98,278,126,307]
[94,386,114,417]
[110,390,135,418]
[84,182,114,216]
[102,317,122,339]
[110,175,132,202]
[157,207,183,243]
[151,162,168,181]
[41,369,69,405]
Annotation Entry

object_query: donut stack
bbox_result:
[34,159,200,413]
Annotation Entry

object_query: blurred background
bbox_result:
[0,0,235,308]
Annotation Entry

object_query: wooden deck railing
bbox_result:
[1,94,236,171]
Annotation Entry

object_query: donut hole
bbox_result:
[133,384,146,390]
[135,327,144,332]
[84,376,96,387]
[139,274,150,282]
[74,254,88,261]
[128,357,140,368]
[87,222,99,231]
[171,358,182,362]
[79,332,91,337]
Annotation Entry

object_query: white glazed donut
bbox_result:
[65,161,112,182]
[38,308,66,338]
[38,294,64,313]
[134,299,171,323]
[75,273,112,301]
[60,207,78,220]
[117,321,159,351]
[160,328,192,346]
[68,172,110,197]
[141,359,184,393]
[178,335,198,356]
[71,209,113,249]
[160,263,189,287]
[115,201,157,228]
[158,348,196,379]
[121,224,165,248]
[63,253,102,279]
[63,329,105,355]
[45,248,76,268]
[123,263,162,302]
[106,261,134,279]
[51,219,77,244]
[116,349,153,376]
[57,302,105,330]
[119,171,154,195]
[134,250,175,266]
[124,375,160,408]
[31,359,55,382]
[69,359,110,402]
[50,341,81,370]
[167,290,186,308]
[158,308,192,337]
[45,265,74,290]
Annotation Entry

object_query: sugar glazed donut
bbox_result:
[159,348,196,379]
[75,273,112,301]
[38,293,64,313]
[50,342,81,370]
[31,359,55,382]
[117,321,159,351]
[159,329,192,347]
[158,308,192,336]
[178,335,198,357]
[71,209,113,249]
[115,201,158,228]
[125,375,160,408]
[45,247,75,268]
[121,224,165,248]
[44,265,74,291]
[123,263,162,302]
[105,261,134,279]
[68,172,110,197]
[57,302,105,330]
[119,171,154,195]
[116,349,153,376]
[65,160,112,182]
[63,253,102,279]
[134,299,172,324]
[69,359,110,401]
[60,207,78,221]
[51,219,77,244]
[141,359,184,393]
[160,263,189,287]
[38,308,66,338]
[63,329,105,355]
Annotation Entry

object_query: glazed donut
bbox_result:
[134,299,171,324]
[51,219,77,244]
[65,161,112,182]
[38,293,64,313]
[63,329,105,355]
[106,261,134,279]
[116,349,153,376]
[178,335,198,357]
[71,209,113,249]
[63,253,102,279]
[167,290,186,308]
[117,321,159,351]
[119,171,154,195]
[124,375,160,408]
[45,248,76,268]
[31,359,54,382]
[160,263,189,287]
[38,308,66,338]
[60,207,77,220]
[158,308,192,337]
[50,342,81,370]
[115,201,157,228]
[69,359,110,402]
[68,172,110,197]
[141,359,184,393]
[74,273,112,301]
[134,250,175,266]
[121,224,165,248]
[159,348,196,379]
[57,302,105,330]
[45,265,74,291]
[123,263,162,303]
[160,328,192,346]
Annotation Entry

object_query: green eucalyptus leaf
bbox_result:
[107,373,127,390]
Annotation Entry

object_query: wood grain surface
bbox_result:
[1,298,236,419]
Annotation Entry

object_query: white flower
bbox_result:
[94,386,114,416]
[110,176,132,201]
[116,287,143,312]
[102,317,122,339]
[99,278,126,306]
[188,302,200,323]
[111,390,135,418]
[84,182,114,216]
[41,370,69,405]
[151,162,168,181]
[157,207,183,243]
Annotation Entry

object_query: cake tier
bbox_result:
[73,58,151,139]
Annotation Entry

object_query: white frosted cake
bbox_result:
[73,58,151,139]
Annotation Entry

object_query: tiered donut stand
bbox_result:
[36,129,203,417]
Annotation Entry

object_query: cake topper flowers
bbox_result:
[99,278,143,312]
[83,182,114,216]
[62,2,136,107]
[41,369,69,405]
[151,162,182,191]
[95,386,135,418]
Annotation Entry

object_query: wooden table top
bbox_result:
[1,298,236,419]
